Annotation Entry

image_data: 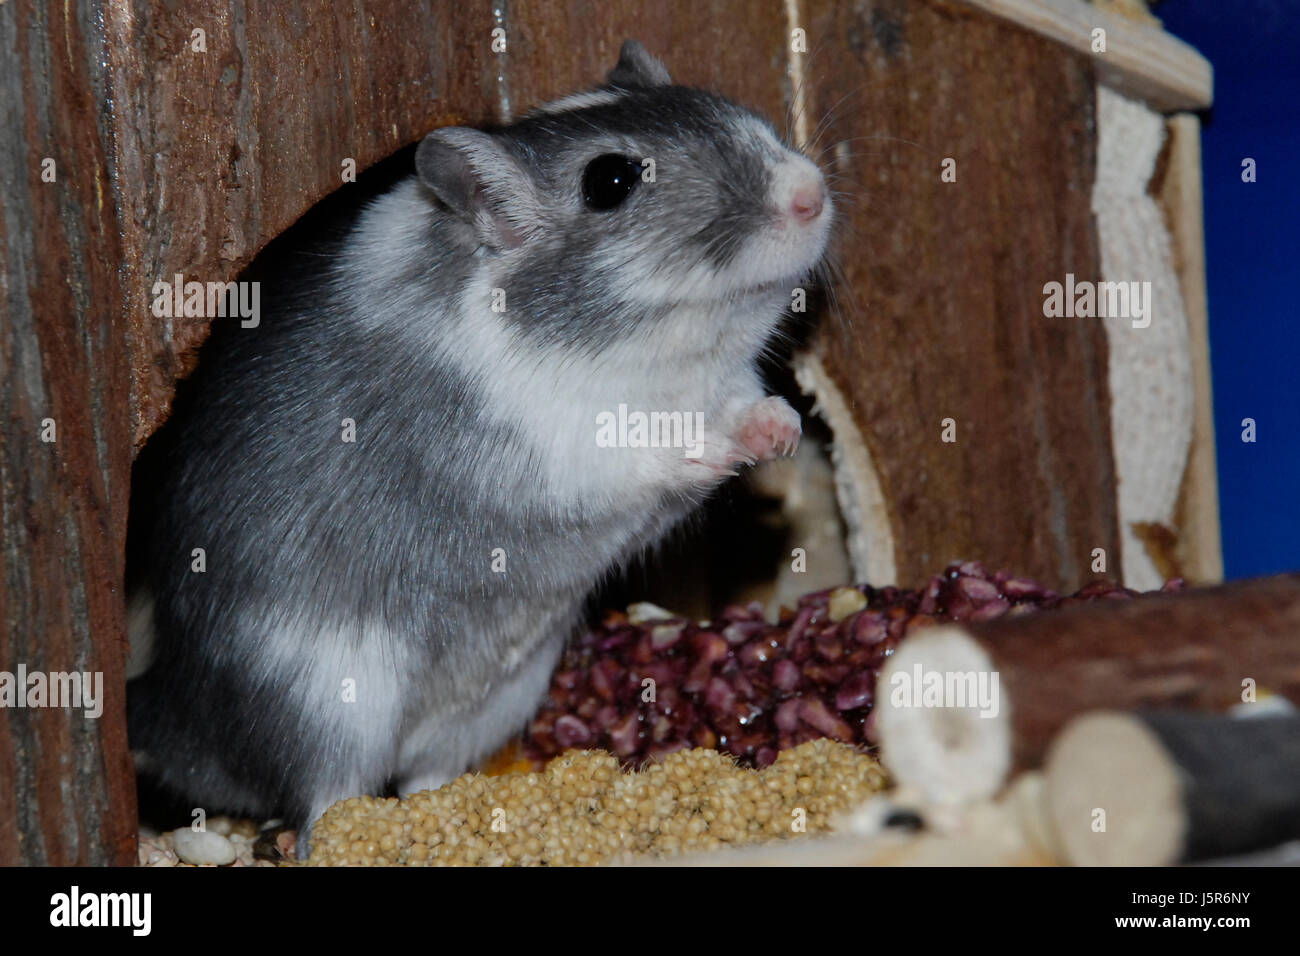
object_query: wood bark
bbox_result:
[1,0,137,865]
[962,574,1300,771]
[1045,710,1300,865]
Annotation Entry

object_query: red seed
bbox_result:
[800,697,854,742]
[835,671,874,711]
[773,659,801,692]
[520,562,1180,770]
[775,698,802,734]
[554,715,591,748]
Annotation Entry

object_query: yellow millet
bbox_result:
[306,739,886,866]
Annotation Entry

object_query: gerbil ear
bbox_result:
[606,39,671,88]
[415,127,539,250]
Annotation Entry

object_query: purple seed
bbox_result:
[773,659,801,692]
[800,697,854,742]
[722,620,765,645]
[775,698,802,733]
[835,671,874,711]
[705,677,737,714]
[852,611,887,645]
[786,606,816,646]
[957,575,1002,604]
[692,632,730,663]
[608,711,641,756]
[682,658,714,694]
[814,633,844,661]
[738,639,774,666]
[969,598,1010,621]
[554,715,591,748]
[998,576,1043,599]
[650,624,683,650]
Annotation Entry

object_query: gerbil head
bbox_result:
[414,40,832,348]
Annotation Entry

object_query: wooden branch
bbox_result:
[876,575,1300,779]
[876,627,1014,804]
[1045,711,1300,865]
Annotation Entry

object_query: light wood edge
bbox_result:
[1159,114,1224,584]
[954,0,1212,111]
[793,353,899,587]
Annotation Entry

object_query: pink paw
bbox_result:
[735,396,801,462]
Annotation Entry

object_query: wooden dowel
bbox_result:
[1044,710,1300,865]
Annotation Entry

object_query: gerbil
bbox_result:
[127,40,832,856]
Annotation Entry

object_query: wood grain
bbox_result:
[957,0,1213,111]
[966,574,1300,771]
[107,0,504,449]
[1156,114,1223,585]
[0,0,137,866]
[802,0,1121,589]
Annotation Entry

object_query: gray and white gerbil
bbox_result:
[127,40,832,856]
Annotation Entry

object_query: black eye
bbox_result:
[582,154,641,211]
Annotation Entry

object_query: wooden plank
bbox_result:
[800,0,1121,589]
[106,0,504,449]
[0,0,137,866]
[501,1,790,124]
[1155,114,1223,584]
[955,0,1213,111]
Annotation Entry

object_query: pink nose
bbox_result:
[790,182,825,223]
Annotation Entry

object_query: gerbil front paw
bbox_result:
[735,396,801,462]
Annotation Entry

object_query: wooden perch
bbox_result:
[872,574,1300,781]
[876,626,1014,804]
[1045,710,1300,865]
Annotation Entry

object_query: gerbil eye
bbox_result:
[582,154,641,211]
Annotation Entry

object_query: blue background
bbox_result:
[1159,1,1299,579]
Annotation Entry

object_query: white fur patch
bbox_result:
[126,590,157,679]
[530,90,625,116]
[245,612,413,824]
